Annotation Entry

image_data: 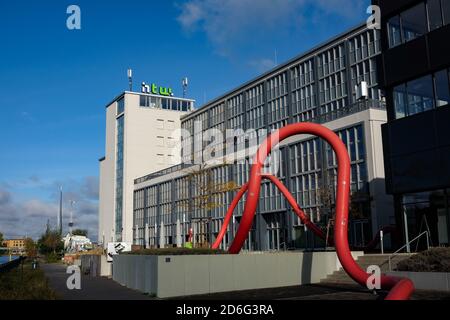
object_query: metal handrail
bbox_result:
[388,231,430,271]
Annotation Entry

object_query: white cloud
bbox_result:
[176,0,366,57]
[249,58,277,73]
[0,176,99,241]
[177,0,305,56]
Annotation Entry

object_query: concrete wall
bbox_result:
[113,251,364,298]
[100,255,112,277]
[387,271,450,292]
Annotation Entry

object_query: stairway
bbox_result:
[320,253,414,285]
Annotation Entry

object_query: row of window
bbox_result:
[267,73,288,101]
[139,95,192,111]
[317,44,346,79]
[115,114,125,241]
[349,30,380,65]
[182,31,379,142]
[393,68,450,119]
[291,60,315,90]
[388,0,450,49]
[134,123,368,233]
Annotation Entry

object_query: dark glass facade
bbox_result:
[375,0,450,247]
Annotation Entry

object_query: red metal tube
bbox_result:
[223,122,414,300]
[211,174,327,249]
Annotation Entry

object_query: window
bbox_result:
[182,101,189,112]
[157,136,164,147]
[388,15,402,48]
[393,84,408,119]
[428,0,443,30]
[402,3,427,43]
[157,154,164,164]
[156,119,164,129]
[444,0,450,25]
[117,98,125,115]
[166,136,175,147]
[408,75,434,115]
[162,98,169,110]
[387,2,444,48]
[393,71,450,119]
[434,70,450,107]
[167,120,175,130]
[139,95,146,107]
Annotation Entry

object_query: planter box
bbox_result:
[386,271,450,292]
[112,251,363,298]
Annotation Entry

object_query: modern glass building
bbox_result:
[375,0,450,248]
[131,23,396,251]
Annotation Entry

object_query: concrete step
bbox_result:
[320,253,414,285]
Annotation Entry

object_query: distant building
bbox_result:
[3,239,26,255]
[63,233,92,253]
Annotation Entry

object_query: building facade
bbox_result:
[2,239,26,255]
[132,24,396,251]
[98,90,194,245]
[375,0,450,247]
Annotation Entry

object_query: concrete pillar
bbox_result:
[176,218,182,247]
[145,223,149,248]
[193,222,197,247]
[135,224,139,245]
[159,224,165,248]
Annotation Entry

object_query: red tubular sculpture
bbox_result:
[213,122,414,300]
[211,174,327,249]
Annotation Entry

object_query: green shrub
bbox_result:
[125,247,228,256]
[45,252,61,263]
[396,247,450,272]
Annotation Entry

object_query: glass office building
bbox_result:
[375,0,450,248]
[132,23,394,251]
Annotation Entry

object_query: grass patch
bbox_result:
[125,247,228,256]
[0,260,58,300]
[396,247,450,272]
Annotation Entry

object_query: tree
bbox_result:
[71,229,88,237]
[24,238,37,258]
[182,163,239,248]
[38,228,63,255]
[0,232,4,245]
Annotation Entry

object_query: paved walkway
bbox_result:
[42,264,450,300]
[42,264,154,300]
[173,283,450,300]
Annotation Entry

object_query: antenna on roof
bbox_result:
[58,186,63,236]
[127,68,133,92]
[182,77,189,98]
[68,200,75,235]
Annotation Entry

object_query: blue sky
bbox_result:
[0,0,370,240]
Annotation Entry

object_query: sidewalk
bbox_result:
[42,263,450,300]
[172,282,450,300]
[42,263,154,300]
